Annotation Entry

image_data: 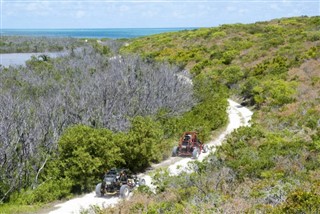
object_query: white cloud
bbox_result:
[1,1,319,28]
[3,1,53,16]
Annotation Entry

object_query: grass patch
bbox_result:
[0,203,43,214]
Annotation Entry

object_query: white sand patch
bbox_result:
[49,193,119,214]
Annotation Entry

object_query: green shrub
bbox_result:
[222,50,239,65]
[147,201,185,214]
[306,31,320,41]
[251,56,288,77]
[121,116,164,172]
[7,178,72,205]
[280,190,320,213]
[253,79,297,107]
[222,66,244,87]
[304,46,320,59]
[31,178,72,204]
[262,36,285,49]
[211,31,227,39]
[57,125,124,193]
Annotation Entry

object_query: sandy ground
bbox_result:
[168,99,253,175]
[48,99,253,214]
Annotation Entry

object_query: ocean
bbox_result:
[0,28,196,39]
[0,28,197,67]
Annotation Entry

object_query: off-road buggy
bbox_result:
[95,168,145,198]
[172,131,209,159]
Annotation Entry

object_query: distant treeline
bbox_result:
[0,36,83,53]
[0,36,129,54]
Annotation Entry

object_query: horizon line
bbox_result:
[1,27,200,30]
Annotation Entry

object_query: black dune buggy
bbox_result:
[95,168,145,198]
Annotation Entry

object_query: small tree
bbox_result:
[122,116,164,172]
[57,125,124,193]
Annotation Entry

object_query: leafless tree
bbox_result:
[0,44,195,201]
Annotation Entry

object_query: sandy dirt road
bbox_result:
[48,99,253,214]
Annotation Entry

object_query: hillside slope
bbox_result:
[106,16,320,213]
[0,16,319,213]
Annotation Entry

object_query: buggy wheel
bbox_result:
[203,144,209,153]
[192,148,199,159]
[120,185,130,198]
[172,146,178,157]
[95,183,103,197]
[139,178,146,186]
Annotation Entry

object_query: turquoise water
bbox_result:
[1,28,196,39]
[0,52,65,67]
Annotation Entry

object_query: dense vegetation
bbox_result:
[0,33,228,212]
[0,36,87,53]
[95,16,319,213]
[1,15,319,213]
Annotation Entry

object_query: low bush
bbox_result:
[279,190,320,213]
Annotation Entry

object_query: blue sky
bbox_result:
[1,0,319,28]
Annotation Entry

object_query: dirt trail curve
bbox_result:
[48,99,253,214]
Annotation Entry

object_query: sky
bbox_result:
[1,0,319,29]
